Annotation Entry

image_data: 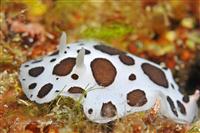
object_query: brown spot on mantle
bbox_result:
[28,83,37,89]
[142,63,169,88]
[167,96,178,117]
[119,54,135,65]
[127,89,147,106]
[94,44,125,55]
[29,66,44,77]
[177,100,186,115]
[91,58,117,87]
[101,101,117,117]
[129,73,136,81]
[52,58,76,76]
[37,83,53,98]
[68,86,84,94]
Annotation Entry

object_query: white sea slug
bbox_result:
[19,32,199,123]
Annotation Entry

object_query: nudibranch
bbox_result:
[19,32,199,124]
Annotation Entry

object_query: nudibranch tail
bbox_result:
[158,89,198,124]
[191,90,200,101]
[180,90,200,123]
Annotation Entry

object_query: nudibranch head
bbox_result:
[19,32,199,123]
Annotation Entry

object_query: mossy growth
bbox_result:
[46,90,89,131]
[81,24,134,41]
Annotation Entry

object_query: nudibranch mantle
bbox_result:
[19,32,199,123]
